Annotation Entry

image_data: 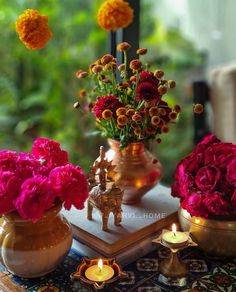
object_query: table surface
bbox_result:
[1,240,236,292]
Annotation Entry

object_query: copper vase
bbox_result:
[0,204,72,278]
[178,208,236,257]
[105,139,162,204]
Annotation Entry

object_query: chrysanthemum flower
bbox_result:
[93,96,123,119]
[102,109,113,120]
[16,9,52,50]
[117,115,128,126]
[97,0,134,32]
[136,82,160,103]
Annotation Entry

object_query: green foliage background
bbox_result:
[0,0,204,185]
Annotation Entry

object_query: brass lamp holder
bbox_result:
[152,230,198,287]
[71,258,128,290]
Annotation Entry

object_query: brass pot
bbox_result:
[105,139,162,205]
[178,207,236,257]
[0,204,72,278]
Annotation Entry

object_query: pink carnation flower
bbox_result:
[32,138,68,169]
[16,152,48,180]
[0,171,21,214]
[0,150,17,172]
[15,175,55,222]
[49,164,88,210]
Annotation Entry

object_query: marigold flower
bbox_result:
[168,80,176,89]
[136,48,148,55]
[102,109,113,120]
[158,85,167,95]
[101,54,113,65]
[117,42,131,52]
[149,107,159,117]
[130,59,142,71]
[116,107,126,116]
[162,126,169,133]
[132,114,142,122]
[151,116,161,126]
[118,63,125,71]
[126,108,135,117]
[76,71,88,79]
[193,103,204,114]
[97,0,133,32]
[134,128,142,136]
[169,111,177,120]
[154,69,164,78]
[117,115,128,126]
[174,104,181,113]
[79,89,86,98]
[92,65,103,74]
[16,9,52,50]
[73,102,80,109]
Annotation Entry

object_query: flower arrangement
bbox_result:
[0,138,88,222]
[75,42,181,148]
[16,9,52,49]
[97,0,134,32]
[171,134,236,218]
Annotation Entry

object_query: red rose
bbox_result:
[0,171,20,214]
[181,193,206,217]
[136,82,160,103]
[195,166,220,192]
[32,138,68,169]
[15,175,55,222]
[49,164,88,210]
[204,192,230,216]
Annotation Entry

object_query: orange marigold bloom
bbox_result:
[116,107,126,116]
[102,109,113,120]
[16,9,52,50]
[97,0,134,32]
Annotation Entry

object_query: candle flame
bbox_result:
[98,259,103,272]
[172,223,177,236]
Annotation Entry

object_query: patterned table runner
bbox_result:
[0,246,236,291]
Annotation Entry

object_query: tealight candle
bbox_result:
[85,259,114,282]
[162,224,189,248]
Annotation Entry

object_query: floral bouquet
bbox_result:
[0,138,88,222]
[171,135,236,218]
[75,42,181,148]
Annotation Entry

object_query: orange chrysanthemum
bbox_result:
[97,0,134,32]
[16,9,52,50]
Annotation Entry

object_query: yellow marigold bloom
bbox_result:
[116,107,126,116]
[97,0,134,32]
[117,115,128,126]
[102,109,113,120]
[16,9,52,50]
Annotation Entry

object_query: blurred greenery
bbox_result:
[0,0,205,185]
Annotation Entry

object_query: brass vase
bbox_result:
[105,139,162,204]
[0,204,72,278]
[178,208,236,257]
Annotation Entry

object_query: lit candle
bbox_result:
[85,259,115,282]
[162,224,189,248]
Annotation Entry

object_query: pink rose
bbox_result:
[32,138,68,169]
[181,193,206,217]
[195,166,220,192]
[16,152,48,180]
[204,192,230,216]
[15,175,55,222]
[205,143,236,168]
[0,150,17,171]
[49,164,88,210]
[226,158,236,186]
[0,171,21,214]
